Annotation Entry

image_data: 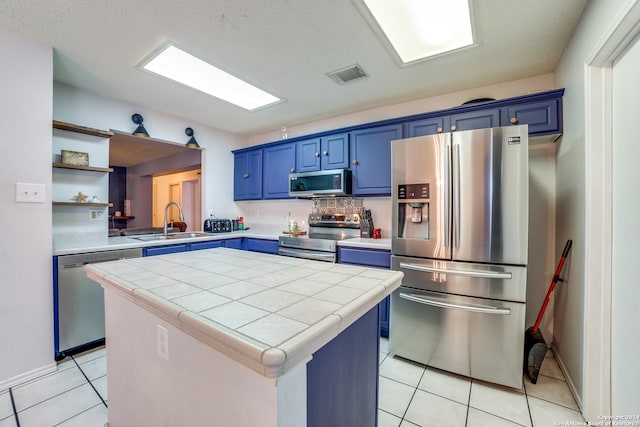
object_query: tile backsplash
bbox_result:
[235,197,391,237]
[312,197,363,214]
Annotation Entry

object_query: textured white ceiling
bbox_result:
[0,0,587,137]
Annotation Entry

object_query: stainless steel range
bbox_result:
[278,212,361,262]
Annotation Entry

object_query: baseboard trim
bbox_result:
[551,344,583,412]
[0,362,57,392]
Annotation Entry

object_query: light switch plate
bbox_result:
[16,182,46,203]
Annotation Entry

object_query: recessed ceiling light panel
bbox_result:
[355,0,475,65]
[140,44,281,111]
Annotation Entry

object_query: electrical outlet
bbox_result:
[157,324,169,361]
[16,182,46,203]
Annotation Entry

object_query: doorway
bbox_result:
[152,170,201,231]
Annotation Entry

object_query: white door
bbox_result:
[181,179,201,231]
[611,32,640,415]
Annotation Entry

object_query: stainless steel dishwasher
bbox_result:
[54,248,143,360]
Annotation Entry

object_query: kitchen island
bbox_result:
[85,247,402,427]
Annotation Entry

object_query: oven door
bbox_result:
[389,286,525,389]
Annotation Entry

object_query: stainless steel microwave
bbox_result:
[288,169,352,197]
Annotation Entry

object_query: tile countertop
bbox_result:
[53,225,391,255]
[85,247,402,378]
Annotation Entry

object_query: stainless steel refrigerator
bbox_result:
[390,125,528,389]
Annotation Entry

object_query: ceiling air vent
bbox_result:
[327,64,369,85]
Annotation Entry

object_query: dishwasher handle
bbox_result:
[400,292,511,315]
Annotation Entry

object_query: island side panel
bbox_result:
[307,306,380,427]
[104,288,306,427]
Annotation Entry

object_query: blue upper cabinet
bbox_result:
[296,133,350,173]
[296,138,321,172]
[233,89,563,200]
[406,116,450,137]
[501,98,561,137]
[234,149,263,200]
[449,108,501,132]
[322,133,350,170]
[263,142,296,199]
[350,124,402,196]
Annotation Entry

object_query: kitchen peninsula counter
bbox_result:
[85,247,401,427]
[54,226,390,256]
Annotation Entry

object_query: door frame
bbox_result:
[583,0,640,420]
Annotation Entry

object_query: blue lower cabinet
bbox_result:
[307,305,379,427]
[223,238,245,250]
[190,240,224,251]
[378,296,390,338]
[142,239,253,256]
[337,247,391,268]
[337,247,391,337]
[143,244,189,257]
[246,238,279,254]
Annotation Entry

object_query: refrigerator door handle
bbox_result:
[443,144,451,248]
[399,262,513,279]
[453,143,461,248]
[400,292,511,315]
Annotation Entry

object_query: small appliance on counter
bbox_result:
[204,217,232,233]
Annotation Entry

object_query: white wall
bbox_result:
[554,0,637,415]
[53,83,247,224]
[611,33,640,415]
[526,145,557,336]
[0,28,55,389]
[247,74,556,147]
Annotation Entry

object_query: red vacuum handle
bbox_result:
[533,240,573,332]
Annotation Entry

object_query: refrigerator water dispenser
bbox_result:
[397,183,430,240]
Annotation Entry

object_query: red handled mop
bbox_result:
[524,239,573,383]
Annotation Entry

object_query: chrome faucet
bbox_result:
[164,201,185,237]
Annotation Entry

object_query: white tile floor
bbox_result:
[0,339,585,427]
[378,338,586,427]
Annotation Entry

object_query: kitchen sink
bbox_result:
[130,232,213,242]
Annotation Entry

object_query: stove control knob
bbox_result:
[346,216,352,222]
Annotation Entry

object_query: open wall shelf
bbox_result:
[53,202,113,207]
[52,163,114,173]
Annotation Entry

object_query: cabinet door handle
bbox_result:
[437,127,443,133]
[323,150,329,156]
[243,173,249,179]
[315,152,320,157]
[352,159,358,165]
[450,125,457,131]
[510,117,518,124]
